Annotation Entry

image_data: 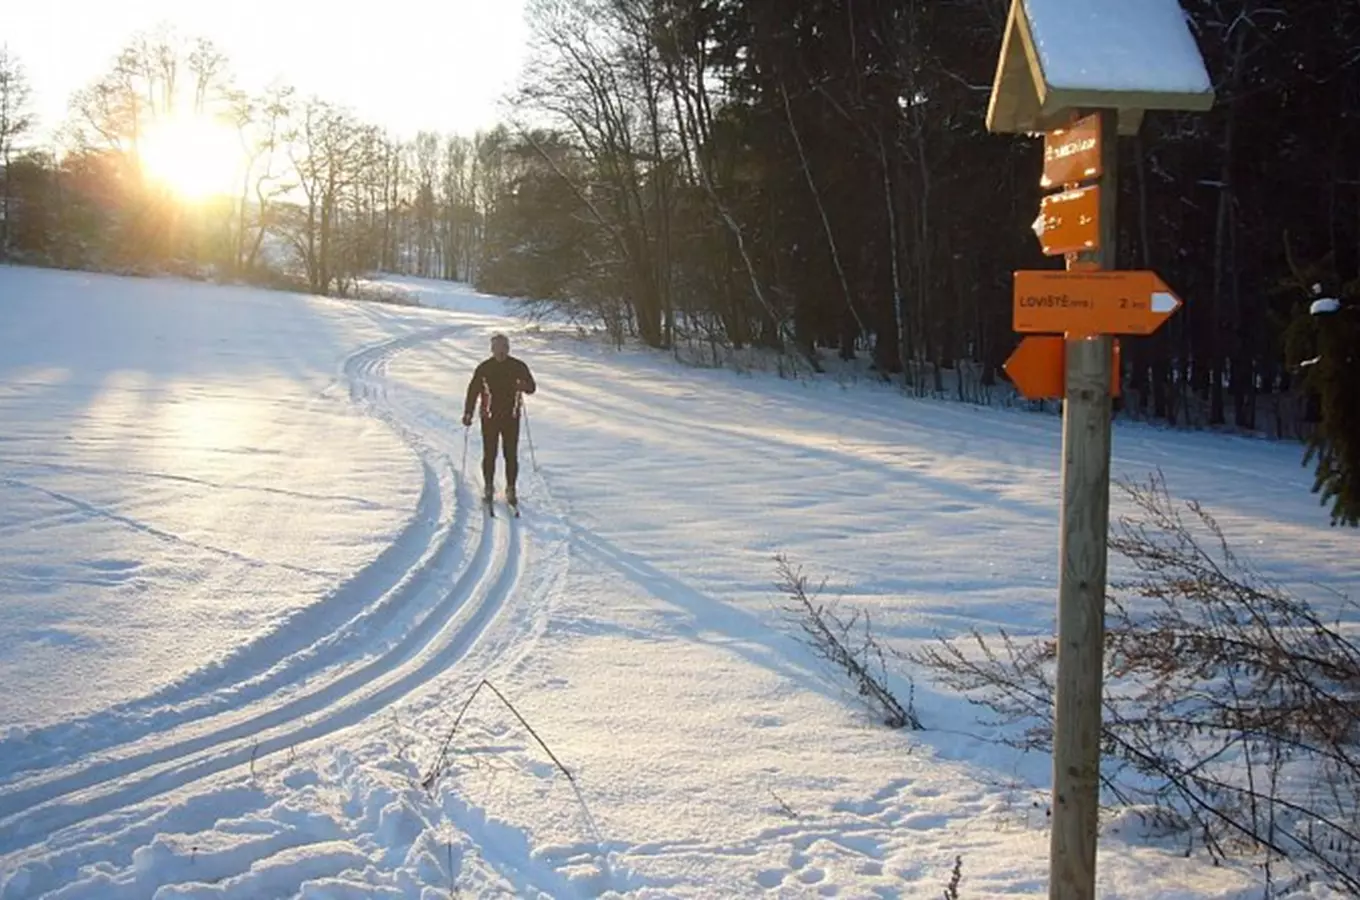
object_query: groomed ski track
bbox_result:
[5,271,1355,899]
[0,316,568,890]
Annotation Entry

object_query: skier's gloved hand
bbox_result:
[461,413,473,427]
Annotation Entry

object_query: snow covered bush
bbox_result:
[915,474,1360,894]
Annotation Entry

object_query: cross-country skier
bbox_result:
[462,333,536,508]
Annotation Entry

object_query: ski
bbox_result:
[483,496,495,518]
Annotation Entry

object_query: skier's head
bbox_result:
[490,333,510,361]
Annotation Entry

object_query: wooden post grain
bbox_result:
[1048,108,1118,900]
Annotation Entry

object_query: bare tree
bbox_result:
[776,75,867,347]
[655,2,810,363]
[518,0,675,348]
[60,29,238,265]
[412,131,439,276]
[440,135,481,280]
[187,38,229,116]
[230,85,293,275]
[286,98,382,294]
[375,135,403,272]
[0,46,35,256]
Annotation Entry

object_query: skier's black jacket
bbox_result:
[463,356,536,421]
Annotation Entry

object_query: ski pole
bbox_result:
[461,424,469,478]
[522,400,540,473]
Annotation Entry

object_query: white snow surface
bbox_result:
[1,266,1355,898]
[1022,0,1213,95]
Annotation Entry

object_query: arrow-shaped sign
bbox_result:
[1013,270,1183,337]
[1004,336,1121,400]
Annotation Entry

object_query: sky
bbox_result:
[4,0,529,142]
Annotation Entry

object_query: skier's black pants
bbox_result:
[480,416,520,493]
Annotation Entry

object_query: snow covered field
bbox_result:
[1,265,1355,898]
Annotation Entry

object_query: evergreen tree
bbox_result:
[1298,288,1360,526]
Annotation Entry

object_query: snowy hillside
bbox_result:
[1,266,1355,898]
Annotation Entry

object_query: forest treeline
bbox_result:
[2,1,1358,522]
[0,33,495,298]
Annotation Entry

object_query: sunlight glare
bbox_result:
[138,115,242,202]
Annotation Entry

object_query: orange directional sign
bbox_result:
[1004,336,1121,400]
[1037,186,1100,256]
[1042,114,1102,189]
[1013,269,1183,337]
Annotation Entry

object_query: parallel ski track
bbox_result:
[0,322,523,861]
[0,326,471,785]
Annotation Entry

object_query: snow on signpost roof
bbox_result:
[1023,0,1213,95]
[987,0,1215,135]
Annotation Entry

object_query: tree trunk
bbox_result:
[778,77,866,345]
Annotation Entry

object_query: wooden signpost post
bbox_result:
[986,2,1213,898]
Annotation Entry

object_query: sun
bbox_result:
[137,114,242,202]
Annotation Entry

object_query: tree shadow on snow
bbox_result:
[566,522,850,706]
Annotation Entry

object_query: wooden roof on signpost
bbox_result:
[987,0,1215,136]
